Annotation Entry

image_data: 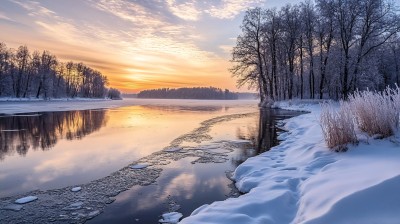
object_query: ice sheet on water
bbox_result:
[159,212,183,223]
[63,202,84,210]
[130,163,150,169]
[163,147,182,152]
[1,204,23,211]
[15,196,38,204]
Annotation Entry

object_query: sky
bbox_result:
[2,0,391,93]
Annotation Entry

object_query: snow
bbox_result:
[180,100,400,224]
[159,212,183,223]
[71,187,82,192]
[130,163,150,169]
[0,98,258,114]
[15,196,38,204]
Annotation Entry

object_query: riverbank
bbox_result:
[180,100,400,224]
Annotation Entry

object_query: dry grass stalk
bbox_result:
[320,101,358,151]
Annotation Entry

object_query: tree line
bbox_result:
[0,42,121,99]
[232,0,400,102]
[137,87,239,100]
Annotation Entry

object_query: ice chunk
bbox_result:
[15,196,38,204]
[159,212,183,223]
[164,147,181,152]
[71,187,82,192]
[87,210,100,219]
[63,202,84,210]
[1,204,23,211]
[130,163,150,169]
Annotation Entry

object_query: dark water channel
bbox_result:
[0,102,302,224]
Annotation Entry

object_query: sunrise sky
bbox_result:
[3,0,397,93]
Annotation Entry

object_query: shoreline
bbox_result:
[180,101,400,224]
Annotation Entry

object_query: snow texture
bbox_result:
[159,212,183,223]
[14,196,38,204]
[180,100,400,224]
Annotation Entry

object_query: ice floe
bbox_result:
[159,212,183,223]
[71,187,82,192]
[15,196,38,204]
[130,163,150,169]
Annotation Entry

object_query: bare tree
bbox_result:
[231,8,269,102]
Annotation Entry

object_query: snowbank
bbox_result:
[180,101,400,224]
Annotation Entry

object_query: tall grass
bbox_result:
[320,101,358,151]
[320,86,400,150]
[348,87,399,137]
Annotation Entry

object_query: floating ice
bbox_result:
[159,212,183,223]
[63,202,83,210]
[1,204,23,211]
[87,210,100,219]
[130,163,150,169]
[15,196,38,204]
[229,139,251,144]
[164,147,182,152]
[71,187,82,192]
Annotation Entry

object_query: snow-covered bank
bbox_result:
[0,98,258,114]
[180,101,400,224]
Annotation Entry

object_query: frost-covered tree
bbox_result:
[232,0,400,101]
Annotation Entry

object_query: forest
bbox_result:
[0,42,121,99]
[232,0,400,102]
[137,87,239,100]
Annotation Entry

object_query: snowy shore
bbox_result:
[180,101,400,224]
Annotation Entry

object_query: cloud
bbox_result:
[206,0,264,19]
[12,0,58,18]
[166,0,202,21]
[0,11,14,22]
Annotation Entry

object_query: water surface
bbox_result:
[0,100,303,224]
[0,101,257,197]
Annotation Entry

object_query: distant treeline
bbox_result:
[0,42,121,99]
[137,87,239,100]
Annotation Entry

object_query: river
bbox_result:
[0,99,302,223]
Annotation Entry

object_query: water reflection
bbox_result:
[233,109,304,166]
[0,110,108,160]
[0,102,258,198]
[141,105,226,112]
